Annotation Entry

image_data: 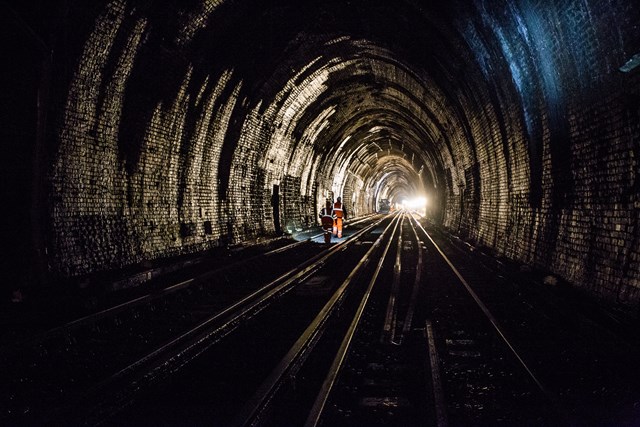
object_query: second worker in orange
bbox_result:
[332,196,348,238]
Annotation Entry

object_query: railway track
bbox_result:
[97,213,401,427]
[305,211,428,427]
[0,216,381,425]
[107,212,640,427]
[411,215,564,426]
[100,210,558,427]
[4,212,640,426]
[228,210,569,426]
[419,219,640,426]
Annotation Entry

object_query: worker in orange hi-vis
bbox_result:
[319,199,335,243]
[332,196,347,238]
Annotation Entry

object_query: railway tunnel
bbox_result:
[2,0,640,425]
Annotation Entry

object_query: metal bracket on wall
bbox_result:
[620,53,640,73]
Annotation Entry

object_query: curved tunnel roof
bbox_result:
[118,1,470,210]
[3,0,640,308]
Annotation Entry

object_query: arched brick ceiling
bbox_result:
[178,0,472,205]
[28,0,639,308]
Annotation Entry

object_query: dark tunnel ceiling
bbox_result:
[175,0,470,204]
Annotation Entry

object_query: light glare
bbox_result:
[402,196,427,210]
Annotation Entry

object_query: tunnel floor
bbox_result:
[2,215,640,426]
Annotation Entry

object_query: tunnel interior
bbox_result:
[2,0,640,315]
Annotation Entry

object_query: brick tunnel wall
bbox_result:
[4,0,640,315]
[47,1,273,278]
[46,1,337,280]
[439,1,640,311]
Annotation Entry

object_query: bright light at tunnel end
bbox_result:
[401,196,427,211]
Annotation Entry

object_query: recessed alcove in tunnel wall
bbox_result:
[2,0,640,314]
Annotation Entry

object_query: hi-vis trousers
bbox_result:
[333,218,343,238]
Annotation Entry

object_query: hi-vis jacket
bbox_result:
[320,207,335,219]
[320,207,335,228]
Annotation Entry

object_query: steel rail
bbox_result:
[425,320,448,427]
[68,216,389,425]
[381,212,405,343]
[233,214,401,427]
[0,217,380,356]
[435,221,637,354]
[412,215,575,425]
[303,214,403,427]
[410,214,550,396]
[394,210,424,344]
